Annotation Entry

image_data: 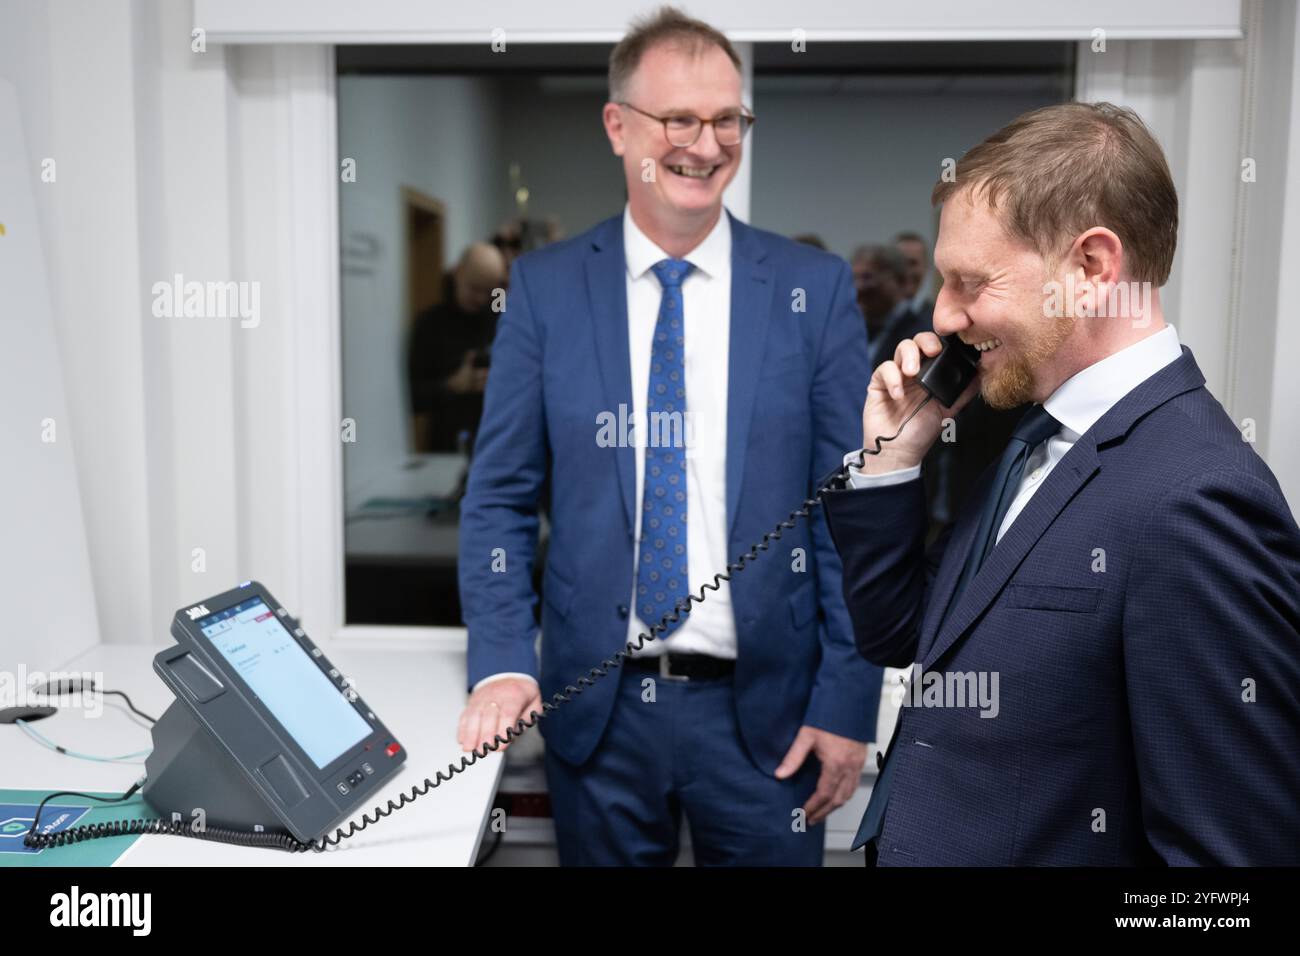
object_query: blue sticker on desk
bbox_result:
[0,791,154,867]
[0,802,90,854]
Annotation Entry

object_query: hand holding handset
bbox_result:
[854,333,982,476]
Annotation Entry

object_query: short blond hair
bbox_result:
[932,102,1178,285]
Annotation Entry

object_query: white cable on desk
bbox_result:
[15,718,150,764]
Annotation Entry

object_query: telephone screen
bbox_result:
[197,598,371,769]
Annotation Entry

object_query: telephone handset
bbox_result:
[846,333,981,469]
[919,334,981,408]
[26,333,981,854]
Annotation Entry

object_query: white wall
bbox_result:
[0,0,161,652]
[0,4,94,673]
[0,77,101,671]
[1077,6,1300,501]
[0,0,340,650]
[1245,1,1300,507]
[0,1,56,259]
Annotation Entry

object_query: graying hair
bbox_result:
[608,5,741,102]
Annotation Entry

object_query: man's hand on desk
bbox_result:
[775,725,869,826]
[457,676,542,753]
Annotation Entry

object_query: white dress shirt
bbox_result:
[474,207,736,691]
[622,206,735,659]
[846,324,1184,546]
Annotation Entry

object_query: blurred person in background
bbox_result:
[852,242,928,368]
[894,230,934,325]
[407,242,508,452]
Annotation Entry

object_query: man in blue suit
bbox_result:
[825,102,1300,865]
[456,7,882,865]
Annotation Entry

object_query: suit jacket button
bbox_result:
[617,605,629,619]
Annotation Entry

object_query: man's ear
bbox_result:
[1063,227,1123,319]
[602,102,626,156]
[1075,227,1124,285]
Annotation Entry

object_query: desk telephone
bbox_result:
[24,336,980,854]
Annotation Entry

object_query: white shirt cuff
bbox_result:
[472,672,538,692]
[841,450,923,490]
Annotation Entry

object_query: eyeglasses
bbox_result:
[618,102,756,148]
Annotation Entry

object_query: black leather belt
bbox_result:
[626,653,735,681]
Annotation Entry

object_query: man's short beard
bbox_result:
[980,313,1075,410]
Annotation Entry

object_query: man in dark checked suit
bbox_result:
[825,102,1300,865]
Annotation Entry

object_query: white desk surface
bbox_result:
[4,637,502,866]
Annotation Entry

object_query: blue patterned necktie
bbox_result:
[636,258,694,635]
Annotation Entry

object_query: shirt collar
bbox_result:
[1043,324,1183,439]
[623,205,731,281]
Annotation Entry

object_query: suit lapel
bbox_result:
[585,218,636,535]
[725,215,775,537]
[917,346,1208,671]
[922,438,1100,670]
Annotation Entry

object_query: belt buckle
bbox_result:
[658,654,690,682]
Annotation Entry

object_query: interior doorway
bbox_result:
[404,186,446,452]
